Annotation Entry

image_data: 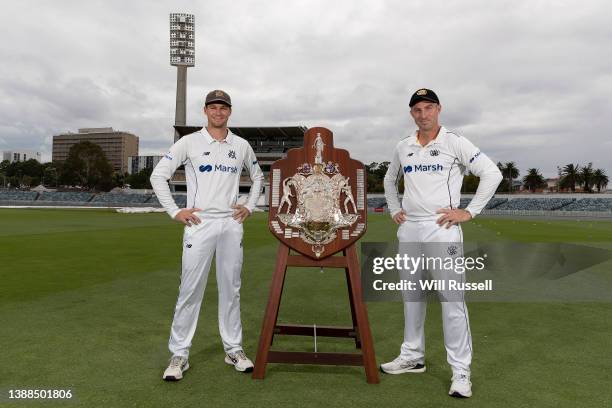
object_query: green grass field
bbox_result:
[1,209,611,407]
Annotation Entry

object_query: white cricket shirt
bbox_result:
[150,129,264,219]
[383,126,502,221]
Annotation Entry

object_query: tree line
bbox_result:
[0,141,152,191]
[2,143,609,194]
[495,162,608,193]
[365,162,609,193]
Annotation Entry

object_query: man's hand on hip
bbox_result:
[232,205,251,223]
[392,209,407,225]
[174,208,202,226]
[435,208,472,228]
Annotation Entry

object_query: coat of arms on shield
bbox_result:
[268,127,367,259]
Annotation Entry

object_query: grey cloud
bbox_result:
[0,0,610,178]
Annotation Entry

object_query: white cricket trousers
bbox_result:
[397,220,472,375]
[168,217,244,358]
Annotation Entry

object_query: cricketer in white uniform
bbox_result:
[381,89,502,398]
[150,90,264,381]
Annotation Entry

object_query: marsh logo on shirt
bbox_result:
[199,163,237,173]
[404,163,444,173]
[215,164,238,173]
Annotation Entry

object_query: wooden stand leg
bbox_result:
[253,243,378,384]
[252,244,289,379]
[344,249,361,350]
[345,245,379,384]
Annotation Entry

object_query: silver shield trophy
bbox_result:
[277,133,360,257]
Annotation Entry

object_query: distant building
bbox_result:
[2,150,41,163]
[128,155,163,175]
[546,178,560,192]
[52,128,138,174]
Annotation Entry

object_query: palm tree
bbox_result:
[560,163,580,192]
[522,168,546,192]
[579,162,595,193]
[593,169,609,193]
[499,162,519,193]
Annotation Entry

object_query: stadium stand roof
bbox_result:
[173,125,307,141]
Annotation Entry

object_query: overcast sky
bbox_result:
[1,0,610,177]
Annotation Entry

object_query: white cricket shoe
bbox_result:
[224,350,254,373]
[162,355,189,381]
[380,356,426,374]
[449,373,472,398]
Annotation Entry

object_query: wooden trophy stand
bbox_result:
[252,127,379,384]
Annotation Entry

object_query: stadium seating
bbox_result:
[0,191,38,201]
[484,198,507,209]
[38,192,93,202]
[370,197,508,210]
[173,195,187,207]
[495,198,575,211]
[367,197,387,209]
[2,189,611,214]
[561,198,612,212]
[91,193,151,204]
[147,194,187,208]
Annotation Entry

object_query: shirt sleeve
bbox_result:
[450,135,503,218]
[150,138,189,219]
[242,143,264,213]
[383,144,404,217]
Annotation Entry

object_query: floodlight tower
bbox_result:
[169,13,195,142]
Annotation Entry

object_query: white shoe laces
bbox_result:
[169,356,185,368]
[452,373,470,383]
[233,350,247,360]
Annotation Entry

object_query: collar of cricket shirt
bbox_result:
[202,128,234,145]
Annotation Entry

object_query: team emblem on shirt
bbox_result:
[228,150,236,159]
[430,149,440,156]
[447,245,458,256]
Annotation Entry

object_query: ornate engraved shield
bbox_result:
[269,127,367,259]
